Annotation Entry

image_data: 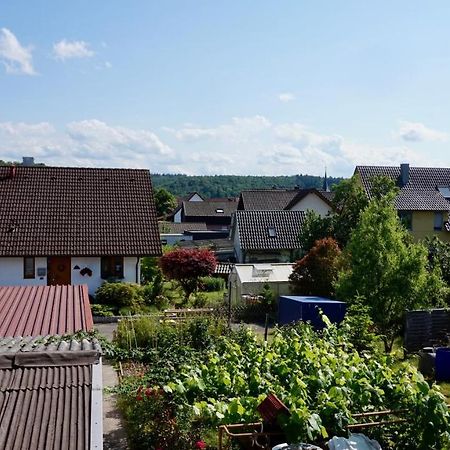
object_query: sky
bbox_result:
[1,1,450,177]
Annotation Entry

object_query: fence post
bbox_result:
[264,313,269,342]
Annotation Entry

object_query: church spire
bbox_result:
[322,167,330,192]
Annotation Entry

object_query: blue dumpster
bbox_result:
[435,347,450,381]
[278,296,346,329]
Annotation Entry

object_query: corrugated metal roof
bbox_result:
[0,364,92,449]
[0,285,93,337]
[0,336,99,450]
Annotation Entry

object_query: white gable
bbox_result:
[288,192,331,217]
[188,193,204,202]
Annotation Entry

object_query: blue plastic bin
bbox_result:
[435,347,450,381]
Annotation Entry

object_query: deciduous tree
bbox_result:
[159,248,217,303]
[154,187,177,217]
[290,237,342,298]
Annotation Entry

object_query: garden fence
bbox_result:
[404,309,450,353]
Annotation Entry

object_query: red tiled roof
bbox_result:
[0,285,93,337]
[0,165,162,256]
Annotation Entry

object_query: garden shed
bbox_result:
[228,263,293,305]
[278,295,346,329]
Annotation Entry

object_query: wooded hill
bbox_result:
[151,173,344,198]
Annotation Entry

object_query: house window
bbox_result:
[216,208,224,213]
[399,211,412,230]
[268,226,277,237]
[101,256,124,279]
[23,257,35,279]
[434,212,444,231]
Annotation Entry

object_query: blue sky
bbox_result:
[1,1,450,176]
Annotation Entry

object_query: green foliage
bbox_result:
[298,175,368,252]
[259,283,276,311]
[152,173,343,198]
[95,282,144,311]
[341,296,381,354]
[90,303,115,317]
[298,210,334,254]
[117,322,450,449]
[154,187,177,217]
[140,257,161,284]
[199,276,225,292]
[425,236,450,287]
[290,237,342,298]
[141,271,166,309]
[331,174,369,246]
[335,191,447,352]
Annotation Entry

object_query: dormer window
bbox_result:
[216,208,224,213]
[268,226,277,237]
[438,187,450,199]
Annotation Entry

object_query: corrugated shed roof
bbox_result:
[0,285,93,337]
[182,200,237,218]
[234,210,305,250]
[0,165,161,256]
[233,263,294,283]
[0,336,100,450]
[356,165,450,211]
[0,363,92,449]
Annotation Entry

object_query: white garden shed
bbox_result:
[228,263,294,305]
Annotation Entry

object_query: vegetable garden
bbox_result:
[112,316,450,449]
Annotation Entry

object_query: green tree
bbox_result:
[335,190,446,352]
[298,211,334,254]
[331,174,369,246]
[154,187,177,217]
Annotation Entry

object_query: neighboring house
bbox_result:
[0,285,93,336]
[172,192,205,222]
[178,238,235,262]
[228,263,293,305]
[0,335,102,450]
[175,199,238,231]
[237,188,333,217]
[158,221,208,245]
[231,210,306,263]
[355,163,450,242]
[0,165,161,293]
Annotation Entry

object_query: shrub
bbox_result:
[259,283,276,311]
[90,304,115,317]
[95,282,144,309]
[200,276,225,292]
[190,292,207,308]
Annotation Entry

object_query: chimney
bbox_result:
[22,156,34,166]
[400,163,410,186]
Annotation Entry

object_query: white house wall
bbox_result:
[289,193,331,217]
[0,256,140,297]
[0,257,48,286]
[173,209,182,223]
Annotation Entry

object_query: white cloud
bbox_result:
[165,115,271,142]
[0,28,35,75]
[0,116,445,176]
[53,39,94,60]
[0,119,174,170]
[398,121,447,142]
[278,92,295,103]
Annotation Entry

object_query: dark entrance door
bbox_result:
[47,256,71,285]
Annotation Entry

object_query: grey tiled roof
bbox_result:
[182,200,237,218]
[238,190,299,210]
[159,221,208,233]
[0,165,162,256]
[356,165,450,211]
[234,210,306,250]
[238,189,334,211]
